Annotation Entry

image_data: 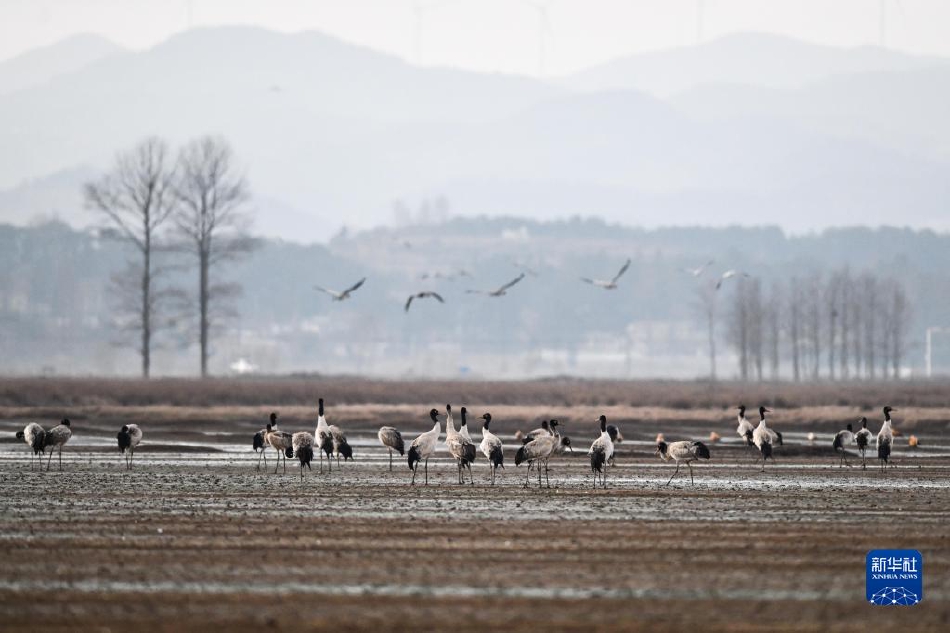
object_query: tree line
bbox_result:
[718,270,912,382]
[84,136,255,378]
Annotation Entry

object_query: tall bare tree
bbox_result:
[173,136,254,377]
[788,277,803,382]
[84,137,176,378]
[766,281,782,380]
[695,281,718,380]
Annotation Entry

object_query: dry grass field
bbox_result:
[0,378,948,631]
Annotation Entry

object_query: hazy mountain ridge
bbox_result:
[1,27,948,241]
[0,33,123,95]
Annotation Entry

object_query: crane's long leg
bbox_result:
[688,462,694,485]
[544,461,550,488]
[59,446,63,471]
[411,462,417,485]
[666,462,680,486]
[47,448,53,472]
[424,458,429,485]
[389,449,393,472]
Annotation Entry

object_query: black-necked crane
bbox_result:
[681,259,714,277]
[655,440,711,485]
[588,415,614,488]
[313,277,366,301]
[252,426,268,471]
[328,416,353,470]
[606,424,622,466]
[377,426,404,471]
[715,269,750,290]
[404,291,444,312]
[877,406,895,472]
[515,419,550,444]
[751,406,773,471]
[465,272,525,297]
[292,431,315,480]
[515,429,559,488]
[854,417,872,469]
[736,404,756,458]
[315,398,334,473]
[479,412,504,485]
[264,413,294,474]
[408,409,441,485]
[44,418,72,471]
[580,258,631,290]
[459,406,473,443]
[445,403,476,485]
[16,422,46,470]
[833,423,855,468]
[116,424,143,470]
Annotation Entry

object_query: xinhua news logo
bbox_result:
[866,550,922,606]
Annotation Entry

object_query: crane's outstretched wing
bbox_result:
[497,273,525,293]
[425,292,445,303]
[579,277,597,286]
[612,259,631,283]
[344,277,366,295]
[313,285,339,297]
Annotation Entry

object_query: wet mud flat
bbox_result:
[0,452,948,632]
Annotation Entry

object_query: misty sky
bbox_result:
[2,0,948,76]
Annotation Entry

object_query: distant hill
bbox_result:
[0,33,123,95]
[563,32,948,96]
[1,28,948,240]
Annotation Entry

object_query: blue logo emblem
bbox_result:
[867,550,922,606]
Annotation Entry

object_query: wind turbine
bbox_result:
[522,1,555,77]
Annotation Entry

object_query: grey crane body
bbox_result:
[444,404,476,485]
[877,407,895,472]
[44,419,72,471]
[315,398,334,473]
[833,423,855,468]
[116,424,143,470]
[751,407,773,470]
[377,426,405,471]
[253,427,268,471]
[16,422,46,470]
[292,431,315,480]
[656,440,710,485]
[264,413,294,474]
[854,417,872,469]
[588,415,614,488]
[408,409,442,485]
[479,413,504,485]
[736,405,755,449]
[516,432,559,488]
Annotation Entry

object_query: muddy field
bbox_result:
[1,382,948,631]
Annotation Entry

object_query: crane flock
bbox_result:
[11,404,913,484]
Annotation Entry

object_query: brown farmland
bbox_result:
[0,378,947,632]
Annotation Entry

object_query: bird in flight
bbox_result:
[581,258,631,290]
[313,277,366,301]
[715,269,750,290]
[405,291,445,312]
[466,273,526,297]
[682,260,714,277]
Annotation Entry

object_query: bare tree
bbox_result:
[887,280,912,379]
[748,279,764,381]
[172,136,255,377]
[695,281,718,380]
[788,277,803,382]
[727,279,750,381]
[766,281,782,380]
[838,269,850,380]
[826,273,840,380]
[84,137,176,378]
